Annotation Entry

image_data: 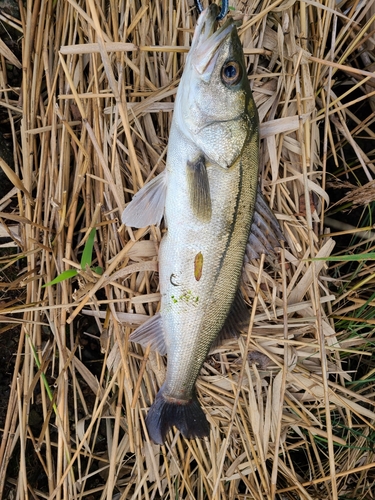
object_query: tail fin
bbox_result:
[145,390,210,444]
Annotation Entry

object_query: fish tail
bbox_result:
[145,389,209,444]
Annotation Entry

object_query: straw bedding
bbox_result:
[0,0,375,498]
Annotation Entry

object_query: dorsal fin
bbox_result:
[246,188,285,260]
[210,289,249,351]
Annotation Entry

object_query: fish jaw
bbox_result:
[190,5,235,81]
[189,4,223,53]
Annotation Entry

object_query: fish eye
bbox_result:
[221,61,242,86]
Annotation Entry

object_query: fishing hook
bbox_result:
[194,0,229,21]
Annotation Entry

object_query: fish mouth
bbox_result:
[190,4,235,80]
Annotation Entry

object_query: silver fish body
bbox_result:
[159,131,258,379]
[123,5,262,444]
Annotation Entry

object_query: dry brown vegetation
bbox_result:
[1,0,375,498]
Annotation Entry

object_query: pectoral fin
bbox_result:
[129,312,166,355]
[186,156,212,222]
[122,171,167,228]
[247,188,285,259]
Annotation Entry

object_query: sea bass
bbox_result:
[122,4,282,444]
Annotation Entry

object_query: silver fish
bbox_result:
[122,4,283,444]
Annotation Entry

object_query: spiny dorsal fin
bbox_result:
[186,155,212,222]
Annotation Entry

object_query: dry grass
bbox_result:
[0,0,375,498]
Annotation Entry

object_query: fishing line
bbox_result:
[194,0,229,21]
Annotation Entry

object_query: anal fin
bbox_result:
[186,155,212,222]
[129,312,166,355]
[122,170,167,228]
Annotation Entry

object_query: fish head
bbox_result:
[174,4,258,168]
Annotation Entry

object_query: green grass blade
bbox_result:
[310,252,375,262]
[42,268,78,287]
[81,228,96,269]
